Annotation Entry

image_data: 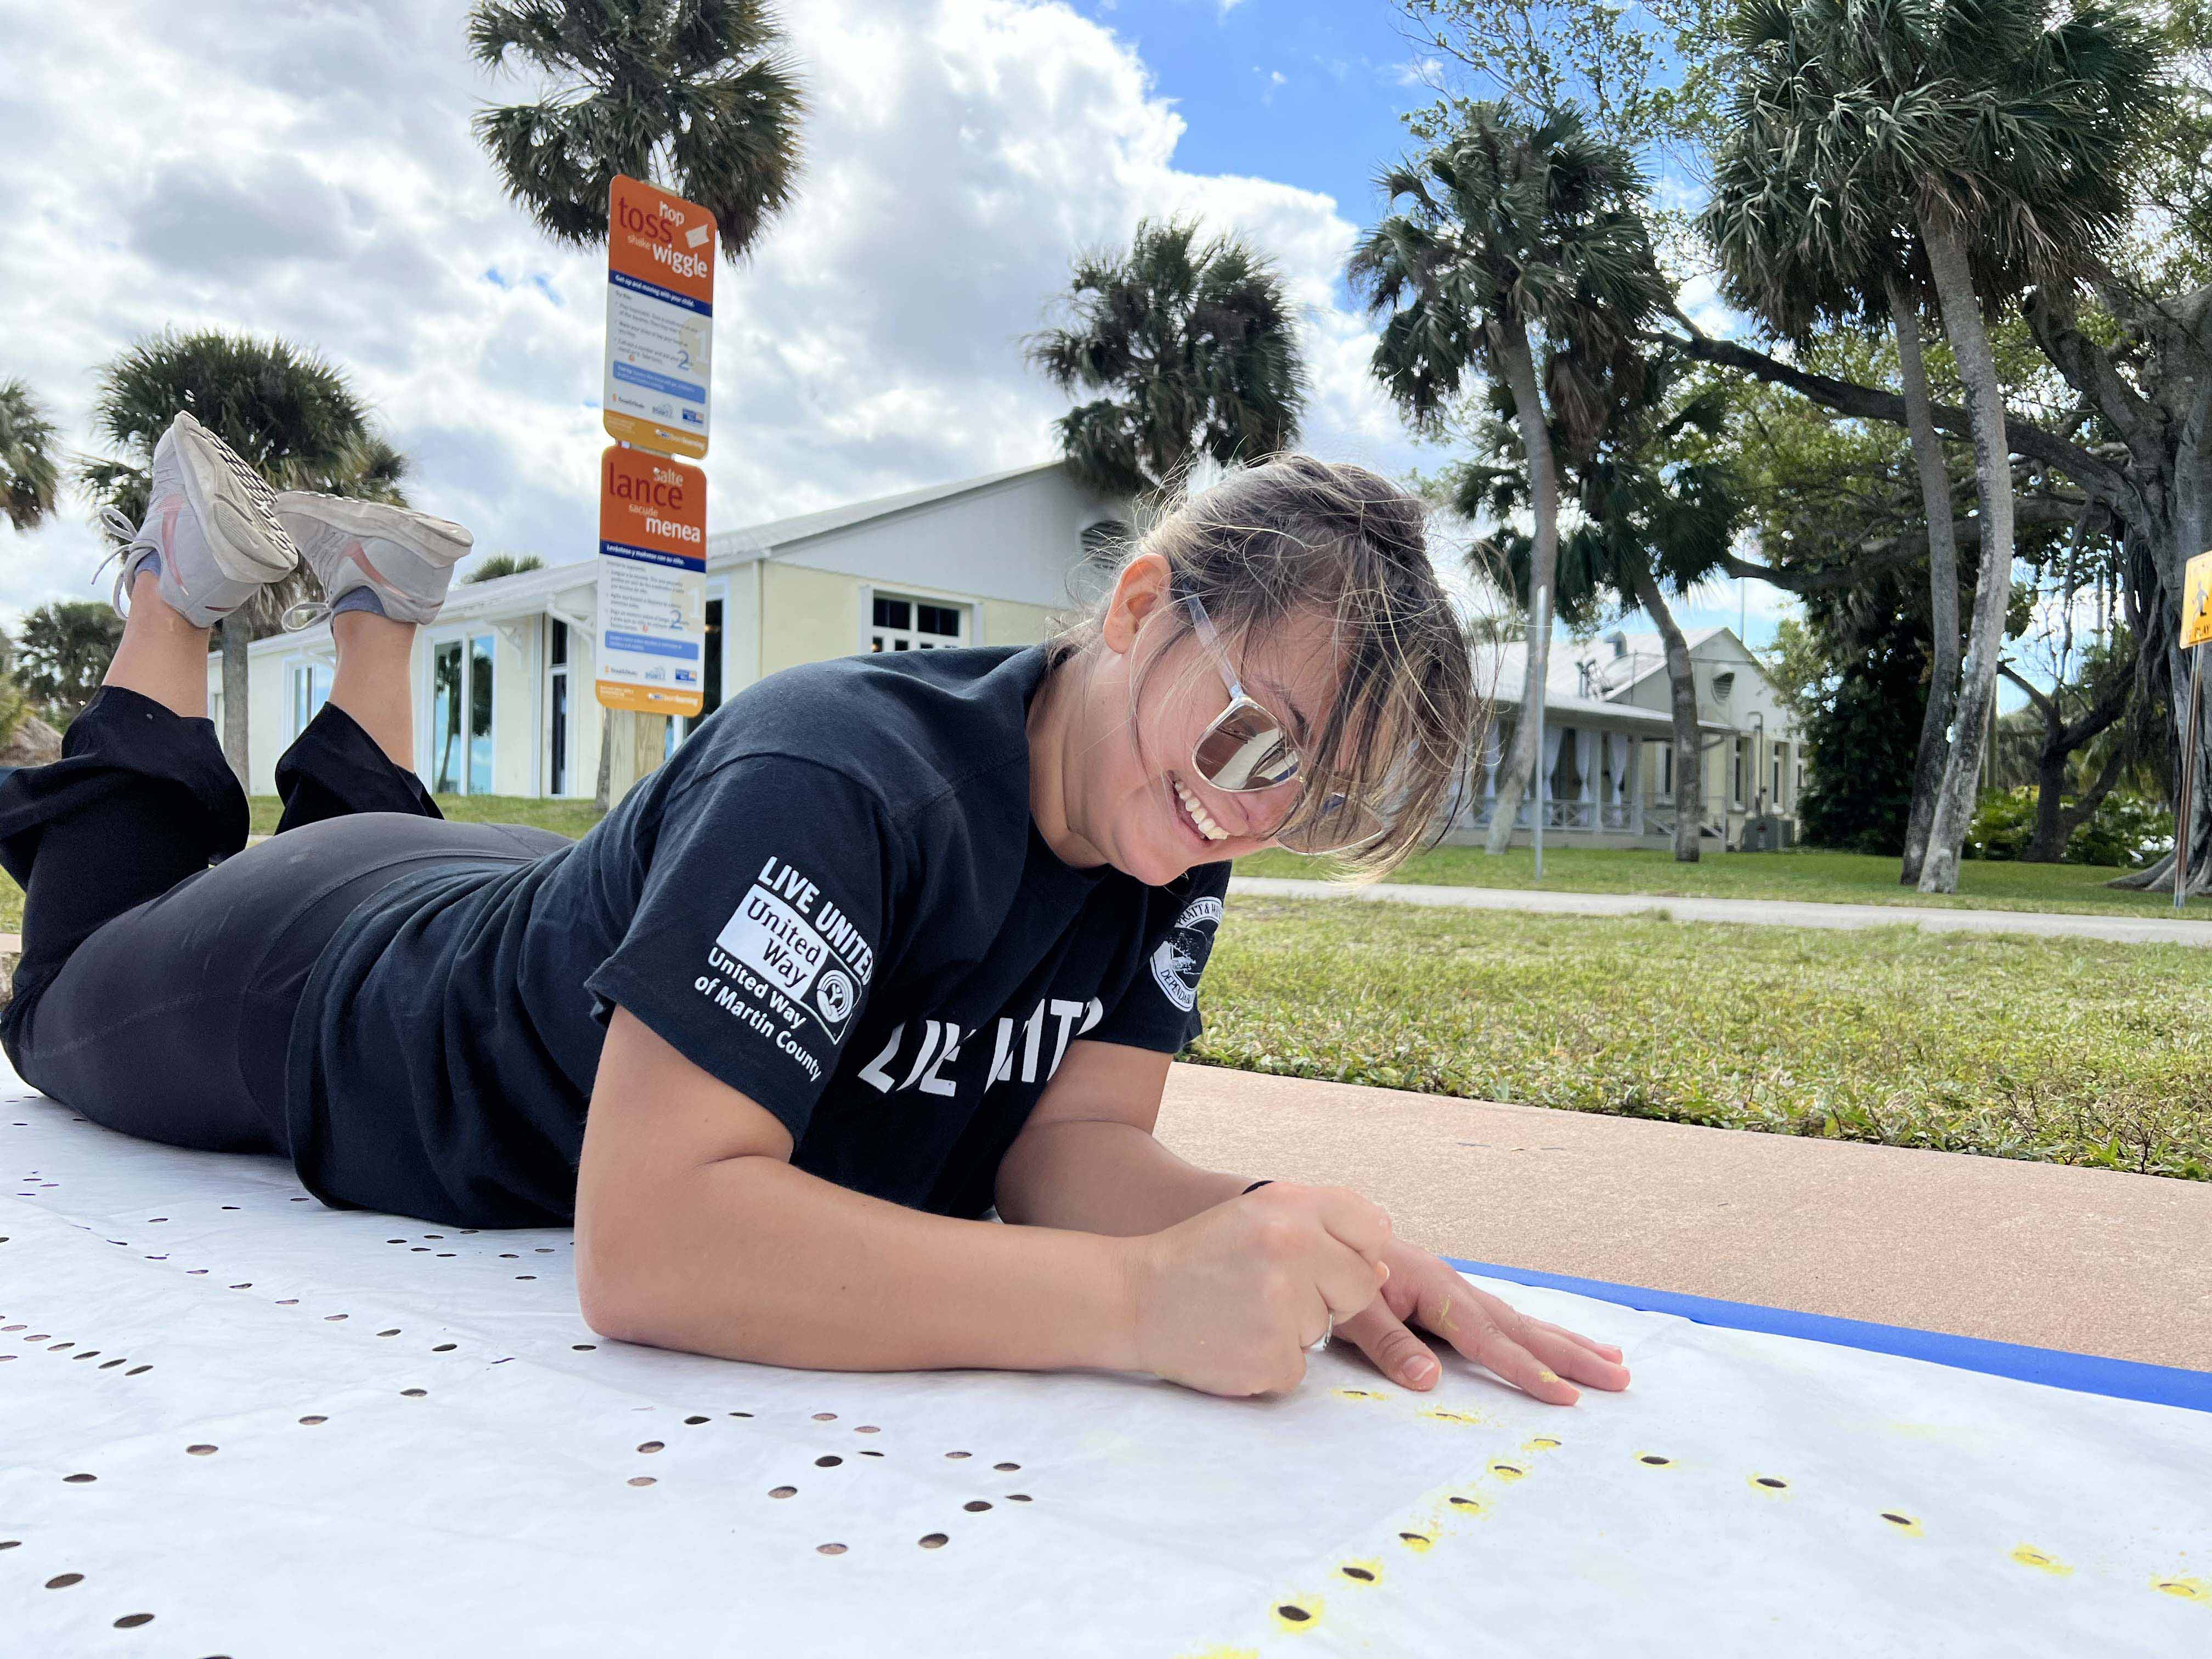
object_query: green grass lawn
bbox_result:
[242,794,610,840]
[1192,895,2212,1181]
[1236,844,2202,919]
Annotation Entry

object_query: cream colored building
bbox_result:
[1452,626,1804,851]
[213,460,1130,800]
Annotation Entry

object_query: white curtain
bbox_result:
[1480,723,1504,798]
[1604,732,1627,804]
[1541,723,1564,802]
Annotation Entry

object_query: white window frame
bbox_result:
[545,614,574,797]
[286,654,334,742]
[424,625,499,797]
[860,585,970,654]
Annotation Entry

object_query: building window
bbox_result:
[1732,736,1747,809]
[870,592,965,652]
[432,634,497,795]
[548,619,569,797]
[470,632,494,795]
[290,662,332,740]
[1771,744,1784,807]
[1660,743,1673,798]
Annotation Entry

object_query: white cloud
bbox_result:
[0,0,1420,625]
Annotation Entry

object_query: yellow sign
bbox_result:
[2185,550,2212,649]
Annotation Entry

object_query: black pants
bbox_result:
[0,686,567,1159]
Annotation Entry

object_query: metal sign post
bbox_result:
[2175,550,2212,910]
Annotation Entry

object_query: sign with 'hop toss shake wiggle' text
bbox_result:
[603,175,715,460]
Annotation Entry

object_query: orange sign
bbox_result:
[602,174,715,460]
[595,444,707,716]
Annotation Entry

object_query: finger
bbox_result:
[1312,1235,1392,1324]
[1514,1319,1631,1392]
[1422,1286,1580,1406]
[1343,1301,1444,1390]
[1307,1185,1395,1269]
[1522,1315,1626,1363]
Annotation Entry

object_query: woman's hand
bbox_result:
[1122,1182,1396,1398]
[1331,1237,1631,1406]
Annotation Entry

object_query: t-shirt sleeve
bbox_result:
[1086,860,1232,1056]
[584,755,894,1144]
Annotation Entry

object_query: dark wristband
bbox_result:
[1242,1180,1273,1195]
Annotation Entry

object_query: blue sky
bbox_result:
[1072,1,1435,272]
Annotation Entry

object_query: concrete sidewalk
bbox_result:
[1229,874,2212,946]
[1154,1062,2212,1372]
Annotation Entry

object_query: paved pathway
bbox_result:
[1155,1063,2212,1370]
[1229,874,2212,946]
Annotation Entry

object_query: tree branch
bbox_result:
[1654,322,2131,503]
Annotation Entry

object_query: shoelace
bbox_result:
[93,506,160,619]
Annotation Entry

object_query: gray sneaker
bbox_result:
[97,411,301,628]
[275,493,475,628]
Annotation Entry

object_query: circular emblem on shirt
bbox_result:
[815,969,856,1024]
[1149,895,1224,1013]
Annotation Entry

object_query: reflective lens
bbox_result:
[1194,697,1300,791]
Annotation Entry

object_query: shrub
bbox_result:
[1965,786,2171,867]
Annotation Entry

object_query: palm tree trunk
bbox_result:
[219,613,251,786]
[1629,556,1701,862]
[1914,216,2015,895]
[1484,317,1559,856]
[1888,275,1961,887]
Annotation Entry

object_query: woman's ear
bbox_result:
[1101,551,1172,656]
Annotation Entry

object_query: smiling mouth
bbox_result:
[1172,775,1232,843]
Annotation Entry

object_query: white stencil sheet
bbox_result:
[2,1068,2207,1658]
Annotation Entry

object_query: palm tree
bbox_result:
[468,0,805,261]
[1457,357,1743,860]
[82,329,411,783]
[1702,54,1965,888]
[1,379,62,533]
[1350,101,1669,855]
[1024,218,1309,498]
[1708,0,2160,893]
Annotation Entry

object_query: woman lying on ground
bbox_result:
[0,416,1629,1405]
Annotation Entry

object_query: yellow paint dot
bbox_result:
[2011,1545,2073,1577]
[1750,1475,1791,1494]
[1489,1462,1526,1482]
[1879,1512,1923,1536]
[2153,1576,2208,1602]
[1417,1406,1482,1427]
[1338,1559,1383,1587]
[1271,1598,1323,1633]
[1178,1650,1261,1659]
[1397,1531,1435,1553]
[1522,1436,1562,1453]
[1446,1493,1490,1516]
[1331,1388,1387,1403]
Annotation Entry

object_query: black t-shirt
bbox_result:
[285,645,1232,1228]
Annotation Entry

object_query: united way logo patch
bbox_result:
[1149,895,1223,1013]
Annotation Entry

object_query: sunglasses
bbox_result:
[1181,594,1389,855]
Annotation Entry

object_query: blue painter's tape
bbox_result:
[1443,1255,2212,1415]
